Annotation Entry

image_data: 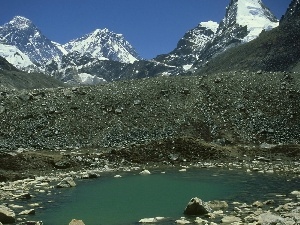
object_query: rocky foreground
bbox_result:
[1,71,300,151]
[0,72,300,224]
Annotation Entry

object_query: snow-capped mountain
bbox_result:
[63,28,140,64]
[0,43,38,72]
[155,21,218,68]
[0,16,142,82]
[221,0,279,43]
[194,0,279,65]
[0,16,64,64]
[155,0,279,73]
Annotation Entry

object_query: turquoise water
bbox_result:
[34,168,299,225]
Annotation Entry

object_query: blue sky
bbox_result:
[0,0,291,59]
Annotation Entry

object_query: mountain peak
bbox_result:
[0,16,64,64]
[93,28,110,34]
[219,0,279,42]
[63,28,140,63]
[8,16,33,30]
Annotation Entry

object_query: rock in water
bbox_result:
[56,177,76,188]
[19,209,35,215]
[184,197,212,215]
[0,205,16,224]
[139,169,151,175]
[20,222,43,225]
[69,219,85,225]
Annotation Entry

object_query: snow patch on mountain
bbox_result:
[0,43,38,72]
[77,73,107,85]
[52,41,68,55]
[236,0,279,42]
[200,21,219,33]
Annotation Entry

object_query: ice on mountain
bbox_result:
[236,0,279,42]
[0,43,37,71]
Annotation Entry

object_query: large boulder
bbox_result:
[184,197,212,215]
[56,177,76,188]
[0,205,15,224]
[69,219,85,225]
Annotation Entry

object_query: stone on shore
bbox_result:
[208,200,228,210]
[56,177,76,188]
[184,197,212,215]
[69,219,85,225]
[175,217,191,224]
[0,205,16,224]
[220,215,241,223]
[19,221,43,225]
[258,212,284,224]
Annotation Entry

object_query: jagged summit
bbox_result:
[0,16,64,64]
[233,0,279,42]
[63,28,141,64]
[8,16,33,30]
[216,0,278,42]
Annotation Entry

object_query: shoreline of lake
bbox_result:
[0,147,299,224]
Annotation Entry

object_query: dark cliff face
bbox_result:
[0,56,19,71]
[281,0,300,23]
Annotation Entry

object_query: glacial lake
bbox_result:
[33,168,300,225]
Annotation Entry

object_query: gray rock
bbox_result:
[19,209,35,215]
[69,219,85,225]
[220,216,241,223]
[184,197,212,215]
[258,212,284,225]
[208,200,228,210]
[56,177,76,188]
[19,222,43,225]
[17,193,32,199]
[0,106,5,114]
[252,200,263,208]
[0,205,15,224]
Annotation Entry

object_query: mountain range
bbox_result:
[0,0,296,87]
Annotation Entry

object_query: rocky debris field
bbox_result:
[0,71,300,152]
